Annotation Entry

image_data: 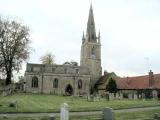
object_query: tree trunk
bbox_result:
[6,70,12,85]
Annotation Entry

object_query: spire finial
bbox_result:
[87,2,96,42]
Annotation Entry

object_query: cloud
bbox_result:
[0,0,160,79]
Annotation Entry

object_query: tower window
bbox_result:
[91,46,95,55]
[92,34,94,40]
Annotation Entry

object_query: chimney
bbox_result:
[149,70,154,87]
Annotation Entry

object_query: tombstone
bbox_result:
[119,93,123,100]
[90,95,94,102]
[134,93,138,100]
[60,103,69,120]
[115,93,119,100]
[87,95,91,101]
[128,93,133,99]
[49,115,55,120]
[103,107,114,120]
[154,113,159,119]
[109,93,114,100]
[152,90,158,99]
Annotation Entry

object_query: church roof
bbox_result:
[116,73,160,89]
[96,71,160,90]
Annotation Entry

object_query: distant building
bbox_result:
[96,70,160,98]
[25,4,102,95]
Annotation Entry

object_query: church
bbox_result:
[24,4,102,95]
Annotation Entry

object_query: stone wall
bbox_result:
[25,64,90,95]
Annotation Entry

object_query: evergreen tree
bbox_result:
[106,78,117,93]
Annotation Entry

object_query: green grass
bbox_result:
[1,109,160,120]
[0,93,160,113]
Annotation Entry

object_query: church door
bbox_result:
[65,84,73,96]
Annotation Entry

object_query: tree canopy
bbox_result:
[40,52,55,65]
[0,18,31,85]
[106,78,117,93]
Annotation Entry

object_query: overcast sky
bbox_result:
[0,0,160,78]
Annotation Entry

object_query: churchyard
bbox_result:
[0,93,160,113]
[1,107,160,120]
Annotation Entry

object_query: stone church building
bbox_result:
[25,4,102,95]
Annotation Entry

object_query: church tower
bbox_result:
[80,4,102,86]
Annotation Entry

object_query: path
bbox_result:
[0,106,160,118]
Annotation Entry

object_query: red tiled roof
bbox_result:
[116,73,160,89]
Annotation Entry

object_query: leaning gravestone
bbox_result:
[103,107,114,120]
[60,103,69,120]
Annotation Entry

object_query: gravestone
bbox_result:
[128,93,133,99]
[49,115,55,120]
[103,107,114,120]
[134,93,138,100]
[109,93,114,100]
[60,103,69,120]
[119,93,123,100]
[115,93,119,100]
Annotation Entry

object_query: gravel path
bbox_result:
[0,106,160,118]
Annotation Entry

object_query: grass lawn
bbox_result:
[1,109,160,120]
[0,93,160,113]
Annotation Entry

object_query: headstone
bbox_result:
[49,115,55,120]
[152,90,158,99]
[87,95,90,101]
[116,93,119,100]
[154,113,159,119]
[103,107,114,120]
[109,93,114,100]
[60,103,69,120]
[134,93,138,100]
[128,93,133,99]
[119,93,123,100]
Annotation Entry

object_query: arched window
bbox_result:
[91,46,95,55]
[32,76,38,88]
[53,78,58,88]
[78,79,82,89]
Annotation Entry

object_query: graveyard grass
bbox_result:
[0,93,160,113]
[1,108,160,120]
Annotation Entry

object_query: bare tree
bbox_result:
[0,18,31,85]
[40,52,55,65]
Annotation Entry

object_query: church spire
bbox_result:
[86,3,97,42]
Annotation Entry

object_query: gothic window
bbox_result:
[76,69,79,74]
[91,46,95,55]
[64,68,67,74]
[32,76,38,88]
[92,34,94,40]
[78,79,82,89]
[53,78,58,88]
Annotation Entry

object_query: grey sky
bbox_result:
[0,0,160,78]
